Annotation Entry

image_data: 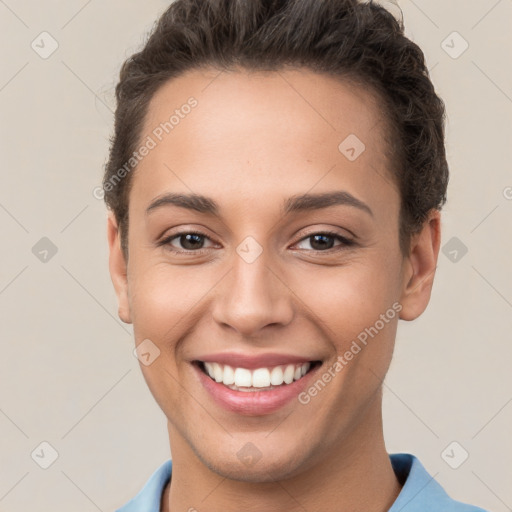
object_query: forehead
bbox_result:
[132,67,398,217]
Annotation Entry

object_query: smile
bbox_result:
[198,361,317,391]
[193,358,322,415]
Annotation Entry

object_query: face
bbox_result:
[108,68,440,482]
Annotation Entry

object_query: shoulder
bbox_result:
[389,453,489,512]
[115,459,173,512]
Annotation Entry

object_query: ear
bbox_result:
[399,209,442,321]
[107,212,132,324]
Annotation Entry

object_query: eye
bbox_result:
[158,231,216,253]
[293,231,355,252]
[158,229,355,254]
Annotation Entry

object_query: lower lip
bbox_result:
[194,363,320,415]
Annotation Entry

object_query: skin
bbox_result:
[107,68,441,512]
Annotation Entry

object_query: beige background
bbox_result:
[0,1,511,511]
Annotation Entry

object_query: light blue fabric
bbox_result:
[116,453,488,512]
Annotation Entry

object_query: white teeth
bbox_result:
[283,364,295,384]
[234,368,252,387]
[270,366,284,385]
[252,368,271,388]
[204,362,214,377]
[212,362,223,383]
[202,361,314,389]
[223,365,235,385]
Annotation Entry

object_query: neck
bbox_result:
[162,397,401,512]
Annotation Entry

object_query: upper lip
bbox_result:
[194,352,320,370]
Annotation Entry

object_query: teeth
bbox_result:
[204,362,214,377]
[252,368,270,388]
[202,361,313,389]
[283,364,295,384]
[270,366,284,385]
[213,362,223,382]
[234,368,252,387]
[223,365,235,385]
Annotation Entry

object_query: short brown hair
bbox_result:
[103,0,448,258]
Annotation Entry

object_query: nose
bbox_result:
[211,250,294,337]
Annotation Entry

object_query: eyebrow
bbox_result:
[145,191,373,217]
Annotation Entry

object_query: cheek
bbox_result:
[128,261,212,332]
[127,263,212,411]
[293,257,401,343]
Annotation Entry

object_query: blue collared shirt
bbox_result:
[116,453,488,512]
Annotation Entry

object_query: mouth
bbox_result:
[191,351,324,415]
[194,360,322,392]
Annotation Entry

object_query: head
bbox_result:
[104,0,447,481]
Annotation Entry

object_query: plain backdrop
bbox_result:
[0,1,511,511]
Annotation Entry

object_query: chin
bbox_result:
[197,443,311,483]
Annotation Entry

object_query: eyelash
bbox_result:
[157,230,355,255]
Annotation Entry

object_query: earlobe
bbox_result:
[399,210,442,321]
[107,212,132,324]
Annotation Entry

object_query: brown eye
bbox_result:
[158,231,216,253]
[294,232,354,252]
[176,233,206,250]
